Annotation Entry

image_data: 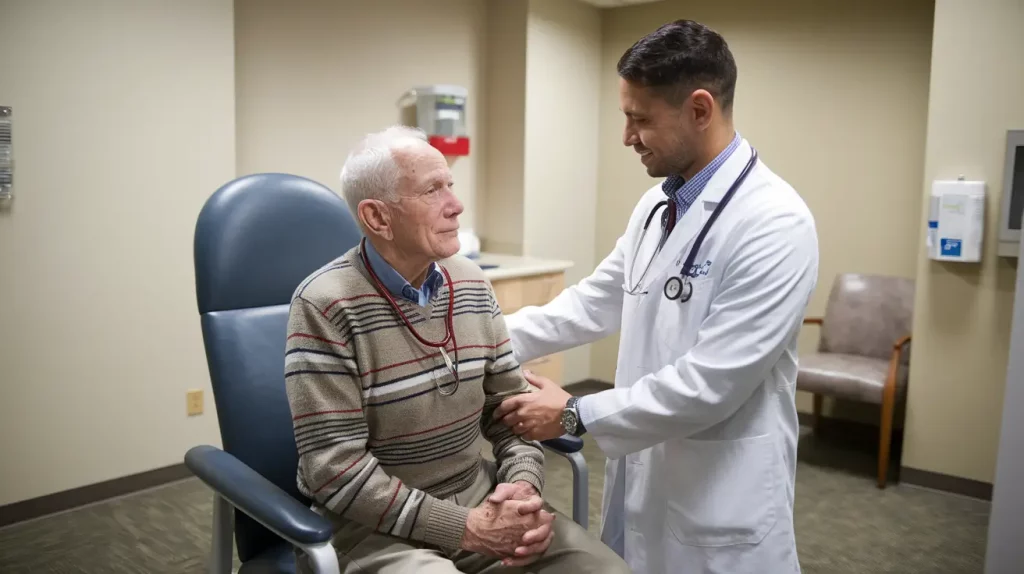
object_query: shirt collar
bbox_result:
[662,131,742,215]
[363,240,444,306]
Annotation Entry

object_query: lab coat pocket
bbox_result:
[653,276,715,357]
[664,433,778,547]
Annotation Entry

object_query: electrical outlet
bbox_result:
[186,389,204,416]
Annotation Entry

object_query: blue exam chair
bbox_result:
[184,173,588,574]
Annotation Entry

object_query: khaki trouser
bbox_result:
[297,460,629,573]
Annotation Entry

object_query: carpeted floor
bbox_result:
[0,386,990,573]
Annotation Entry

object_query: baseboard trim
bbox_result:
[0,463,193,529]
[2,382,983,527]
[564,378,613,395]
[900,466,993,501]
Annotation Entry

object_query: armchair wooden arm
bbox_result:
[803,317,823,325]
[878,333,912,488]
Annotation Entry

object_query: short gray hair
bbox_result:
[339,125,429,218]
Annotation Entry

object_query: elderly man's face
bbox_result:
[390,144,464,261]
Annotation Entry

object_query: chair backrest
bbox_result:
[819,273,915,363]
[194,173,362,561]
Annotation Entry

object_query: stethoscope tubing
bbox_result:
[360,238,461,396]
[626,148,759,301]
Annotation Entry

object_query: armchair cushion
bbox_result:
[817,273,914,363]
[797,353,892,403]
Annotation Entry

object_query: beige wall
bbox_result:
[590,0,935,417]
[478,0,602,383]
[903,0,1024,484]
[480,0,528,255]
[235,0,486,229]
[2,0,1013,510]
[522,0,602,383]
[0,0,236,506]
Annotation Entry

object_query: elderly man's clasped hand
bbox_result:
[462,480,555,566]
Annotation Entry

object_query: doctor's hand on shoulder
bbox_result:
[495,371,574,442]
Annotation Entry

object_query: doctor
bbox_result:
[492,19,819,574]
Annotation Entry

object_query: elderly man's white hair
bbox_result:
[339,125,431,219]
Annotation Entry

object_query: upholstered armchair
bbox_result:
[798,273,914,488]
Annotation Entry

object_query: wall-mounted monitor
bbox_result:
[998,130,1024,258]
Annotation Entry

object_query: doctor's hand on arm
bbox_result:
[494,372,573,442]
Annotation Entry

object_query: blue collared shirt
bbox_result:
[662,131,742,220]
[577,132,742,431]
[364,240,445,306]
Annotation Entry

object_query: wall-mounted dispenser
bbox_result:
[927,176,986,262]
[398,85,469,156]
[0,106,11,201]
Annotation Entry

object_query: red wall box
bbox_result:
[428,135,470,156]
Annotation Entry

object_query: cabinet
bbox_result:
[490,271,565,384]
[477,253,573,386]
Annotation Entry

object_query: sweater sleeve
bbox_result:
[285,296,470,551]
[479,289,547,494]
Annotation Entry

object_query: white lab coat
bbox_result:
[505,139,819,574]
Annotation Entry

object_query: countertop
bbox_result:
[471,252,574,281]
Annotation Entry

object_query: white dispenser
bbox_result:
[928,177,985,262]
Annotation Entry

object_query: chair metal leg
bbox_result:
[543,447,589,530]
[567,451,589,530]
[211,494,234,574]
[301,541,341,574]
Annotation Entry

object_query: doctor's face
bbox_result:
[619,78,698,178]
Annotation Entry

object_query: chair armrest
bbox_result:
[803,317,823,325]
[894,334,911,350]
[541,435,584,454]
[184,445,333,546]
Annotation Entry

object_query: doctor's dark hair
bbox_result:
[617,20,737,112]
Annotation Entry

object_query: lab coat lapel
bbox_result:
[638,201,704,292]
[698,138,754,209]
[636,138,753,292]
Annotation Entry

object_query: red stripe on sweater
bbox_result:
[293,408,361,421]
[377,481,403,530]
[360,339,512,376]
[373,407,484,442]
[313,451,369,494]
[288,333,348,348]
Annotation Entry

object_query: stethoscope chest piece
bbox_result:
[664,276,685,301]
[664,275,694,302]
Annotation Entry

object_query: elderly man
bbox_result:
[284,125,628,573]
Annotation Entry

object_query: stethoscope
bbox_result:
[360,238,460,396]
[624,148,759,302]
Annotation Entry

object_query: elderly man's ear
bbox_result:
[358,200,394,240]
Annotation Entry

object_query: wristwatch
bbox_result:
[561,396,587,437]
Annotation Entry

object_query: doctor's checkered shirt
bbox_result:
[662,131,742,220]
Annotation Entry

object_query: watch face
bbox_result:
[561,410,577,435]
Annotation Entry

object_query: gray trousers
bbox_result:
[297,460,629,573]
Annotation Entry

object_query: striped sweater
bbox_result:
[284,246,546,551]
